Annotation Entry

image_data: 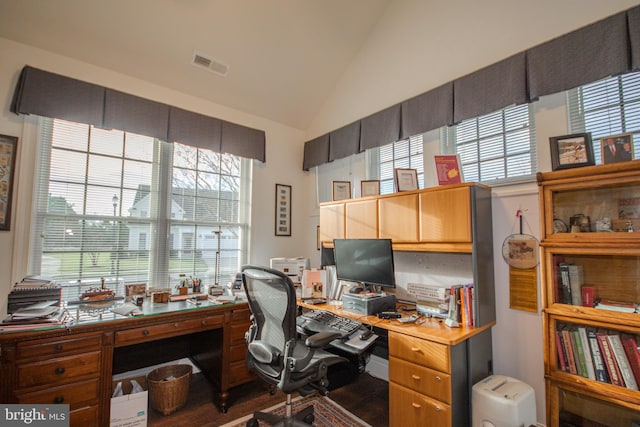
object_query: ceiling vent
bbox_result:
[192,51,229,77]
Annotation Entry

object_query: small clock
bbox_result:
[553,218,568,233]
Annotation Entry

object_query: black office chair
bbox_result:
[241,265,347,427]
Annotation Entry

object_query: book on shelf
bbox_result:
[552,255,565,303]
[577,327,596,380]
[587,328,609,383]
[558,263,572,305]
[567,265,583,306]
[570,330,586,377]
[593,298,637,313]
[561,327,578,375]
[597,331,624,387]
[434,154,463,186]
[446,285,463,326]
[555,330,568,372]
[607,334,639,390]
[621,335,640,386]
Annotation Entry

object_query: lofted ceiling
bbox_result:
[0,0,390,130]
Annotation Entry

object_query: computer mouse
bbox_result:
[359,329,372,340]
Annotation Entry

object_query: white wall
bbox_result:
[0,37,317,315]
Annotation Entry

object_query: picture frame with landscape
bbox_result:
[549,133,594,170]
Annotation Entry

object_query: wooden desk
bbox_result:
[0,299,252,426]
[299,300,495,427]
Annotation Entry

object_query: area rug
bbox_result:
[219,394,372,427]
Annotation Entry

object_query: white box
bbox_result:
[472,374,536,427]
[110,376,148,427]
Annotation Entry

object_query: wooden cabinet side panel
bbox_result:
[379,194,419,242]
[319,203,345,242]
[345,199,378,238]
[420,187,471,242]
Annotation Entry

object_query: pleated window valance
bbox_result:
[11,66,266,162]
[303,4,640,171]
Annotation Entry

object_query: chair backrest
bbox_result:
[241,265,298,355]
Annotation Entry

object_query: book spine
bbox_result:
[597,332,624,386]
[559,263,572,304]
[608,334,639,390]
[621,336,640,386]
[570,330,586,377]
[555,330,568,372]
[562,329,578,375]
[577,327,596,380]
[568,265,583,306]
[587,329,609,383]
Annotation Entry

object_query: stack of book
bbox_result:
[8,276,62,313]
[1,301,71,332]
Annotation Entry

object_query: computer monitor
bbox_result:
[333,238,396,294]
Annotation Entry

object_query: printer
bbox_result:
[269,257,310,283]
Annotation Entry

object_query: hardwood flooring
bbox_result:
[147,371,389,427]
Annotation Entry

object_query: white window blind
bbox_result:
[30,118,249,299]
[568,71,640,164]
[441,104,536,184]
[377,134,424,194]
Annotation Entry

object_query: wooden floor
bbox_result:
[148,371,389,427]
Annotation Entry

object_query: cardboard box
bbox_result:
[110,376,148,427]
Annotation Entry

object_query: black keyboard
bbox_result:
[297,309,362,338]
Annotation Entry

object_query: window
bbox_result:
[374,134,424,194]
[30,118,250,298]
[568,71,640,163]
[441,104,536,184]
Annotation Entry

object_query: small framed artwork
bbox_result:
[332,181,352,201]
[360,180,380,197]
[600,133,634,164]
[0,134,18,231]
[549,133,594,170]
[275,184,291,236]
[394,168,419,192]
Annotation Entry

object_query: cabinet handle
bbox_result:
[411,374,421,380]
[201,320,207,326]
[142,329,149,336]
[435,375,441,381]
[55,367,65,375]
[410,347,422,353]
[55,344,63,352]
[174,323,179,328]
[411,403,421,409]
[435,406,442,412]
[54,396,64,404]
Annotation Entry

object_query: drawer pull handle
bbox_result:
[54,396,64,404]
[411,374,421,380]
[174,323,179,328]
[410,347,421,353]
[142,330,149,336]
[55,367,65,375]
[201,320,207,326]
[55,344,63,352]
[412,403,421,409]
[435,406,442,412]
[435,375,441,381]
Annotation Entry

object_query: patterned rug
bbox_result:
[219,394,372,427]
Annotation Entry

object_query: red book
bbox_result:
[621,335,640,385]
[562,329,578,375]
[597,332,624,386]
[555,330,568,372]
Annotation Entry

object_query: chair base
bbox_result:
[246,394,315,427]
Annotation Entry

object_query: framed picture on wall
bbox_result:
[275,184,291,236]
[332,181,351,201]
[0,134,18,231]
[549,133,594,170]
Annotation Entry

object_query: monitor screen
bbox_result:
[333,238,395,291]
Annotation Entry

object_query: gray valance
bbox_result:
[303,134,330,171]
[10,66,266,162]
[454,53,527,124]
[329,121,361,161]
[303,4,639,170]
[401,82,453,140]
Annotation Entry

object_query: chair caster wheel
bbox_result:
[303,414,314,424]
[246,418,259,427]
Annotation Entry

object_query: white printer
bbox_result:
[269,257,310,283]
[472,374,536,427]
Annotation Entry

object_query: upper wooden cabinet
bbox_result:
[319,183,489,253]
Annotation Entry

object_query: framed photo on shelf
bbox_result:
[360,180,380,197]
[275,183,291,236]
[394,168,418,192]
[0,134,18,231]
[332,181,352,201]
[549,133,594,170]
[600,133,634,164]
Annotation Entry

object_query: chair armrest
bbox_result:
[305,331,341,348]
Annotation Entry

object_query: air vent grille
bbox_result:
[192,51,228,76]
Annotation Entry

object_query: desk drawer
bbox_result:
[18,351,100,388]
[231,322,250,343]
[17,378,99,408]
[390,382,450,427]
[17,334,101,360]
[389,331,449,373]
[229,360,253,386]
[69,405,98,427]
[115,314,224,345]
[389,357,451,403]
[230,342,248,362]
[232,308,250,322]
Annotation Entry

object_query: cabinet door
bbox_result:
[319,202,345,243]
[345,199,378,238]
[420,187,471,242]
[379,194,419,242]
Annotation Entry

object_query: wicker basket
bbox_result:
[147,364,192,415]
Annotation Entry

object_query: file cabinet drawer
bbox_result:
[17,333,101,360]
[389,356,451,404]
[390,382,450,427]
[17,378,99,408]
[389,331,449,373]
[115,314,224,345]
[18,351,100,388]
